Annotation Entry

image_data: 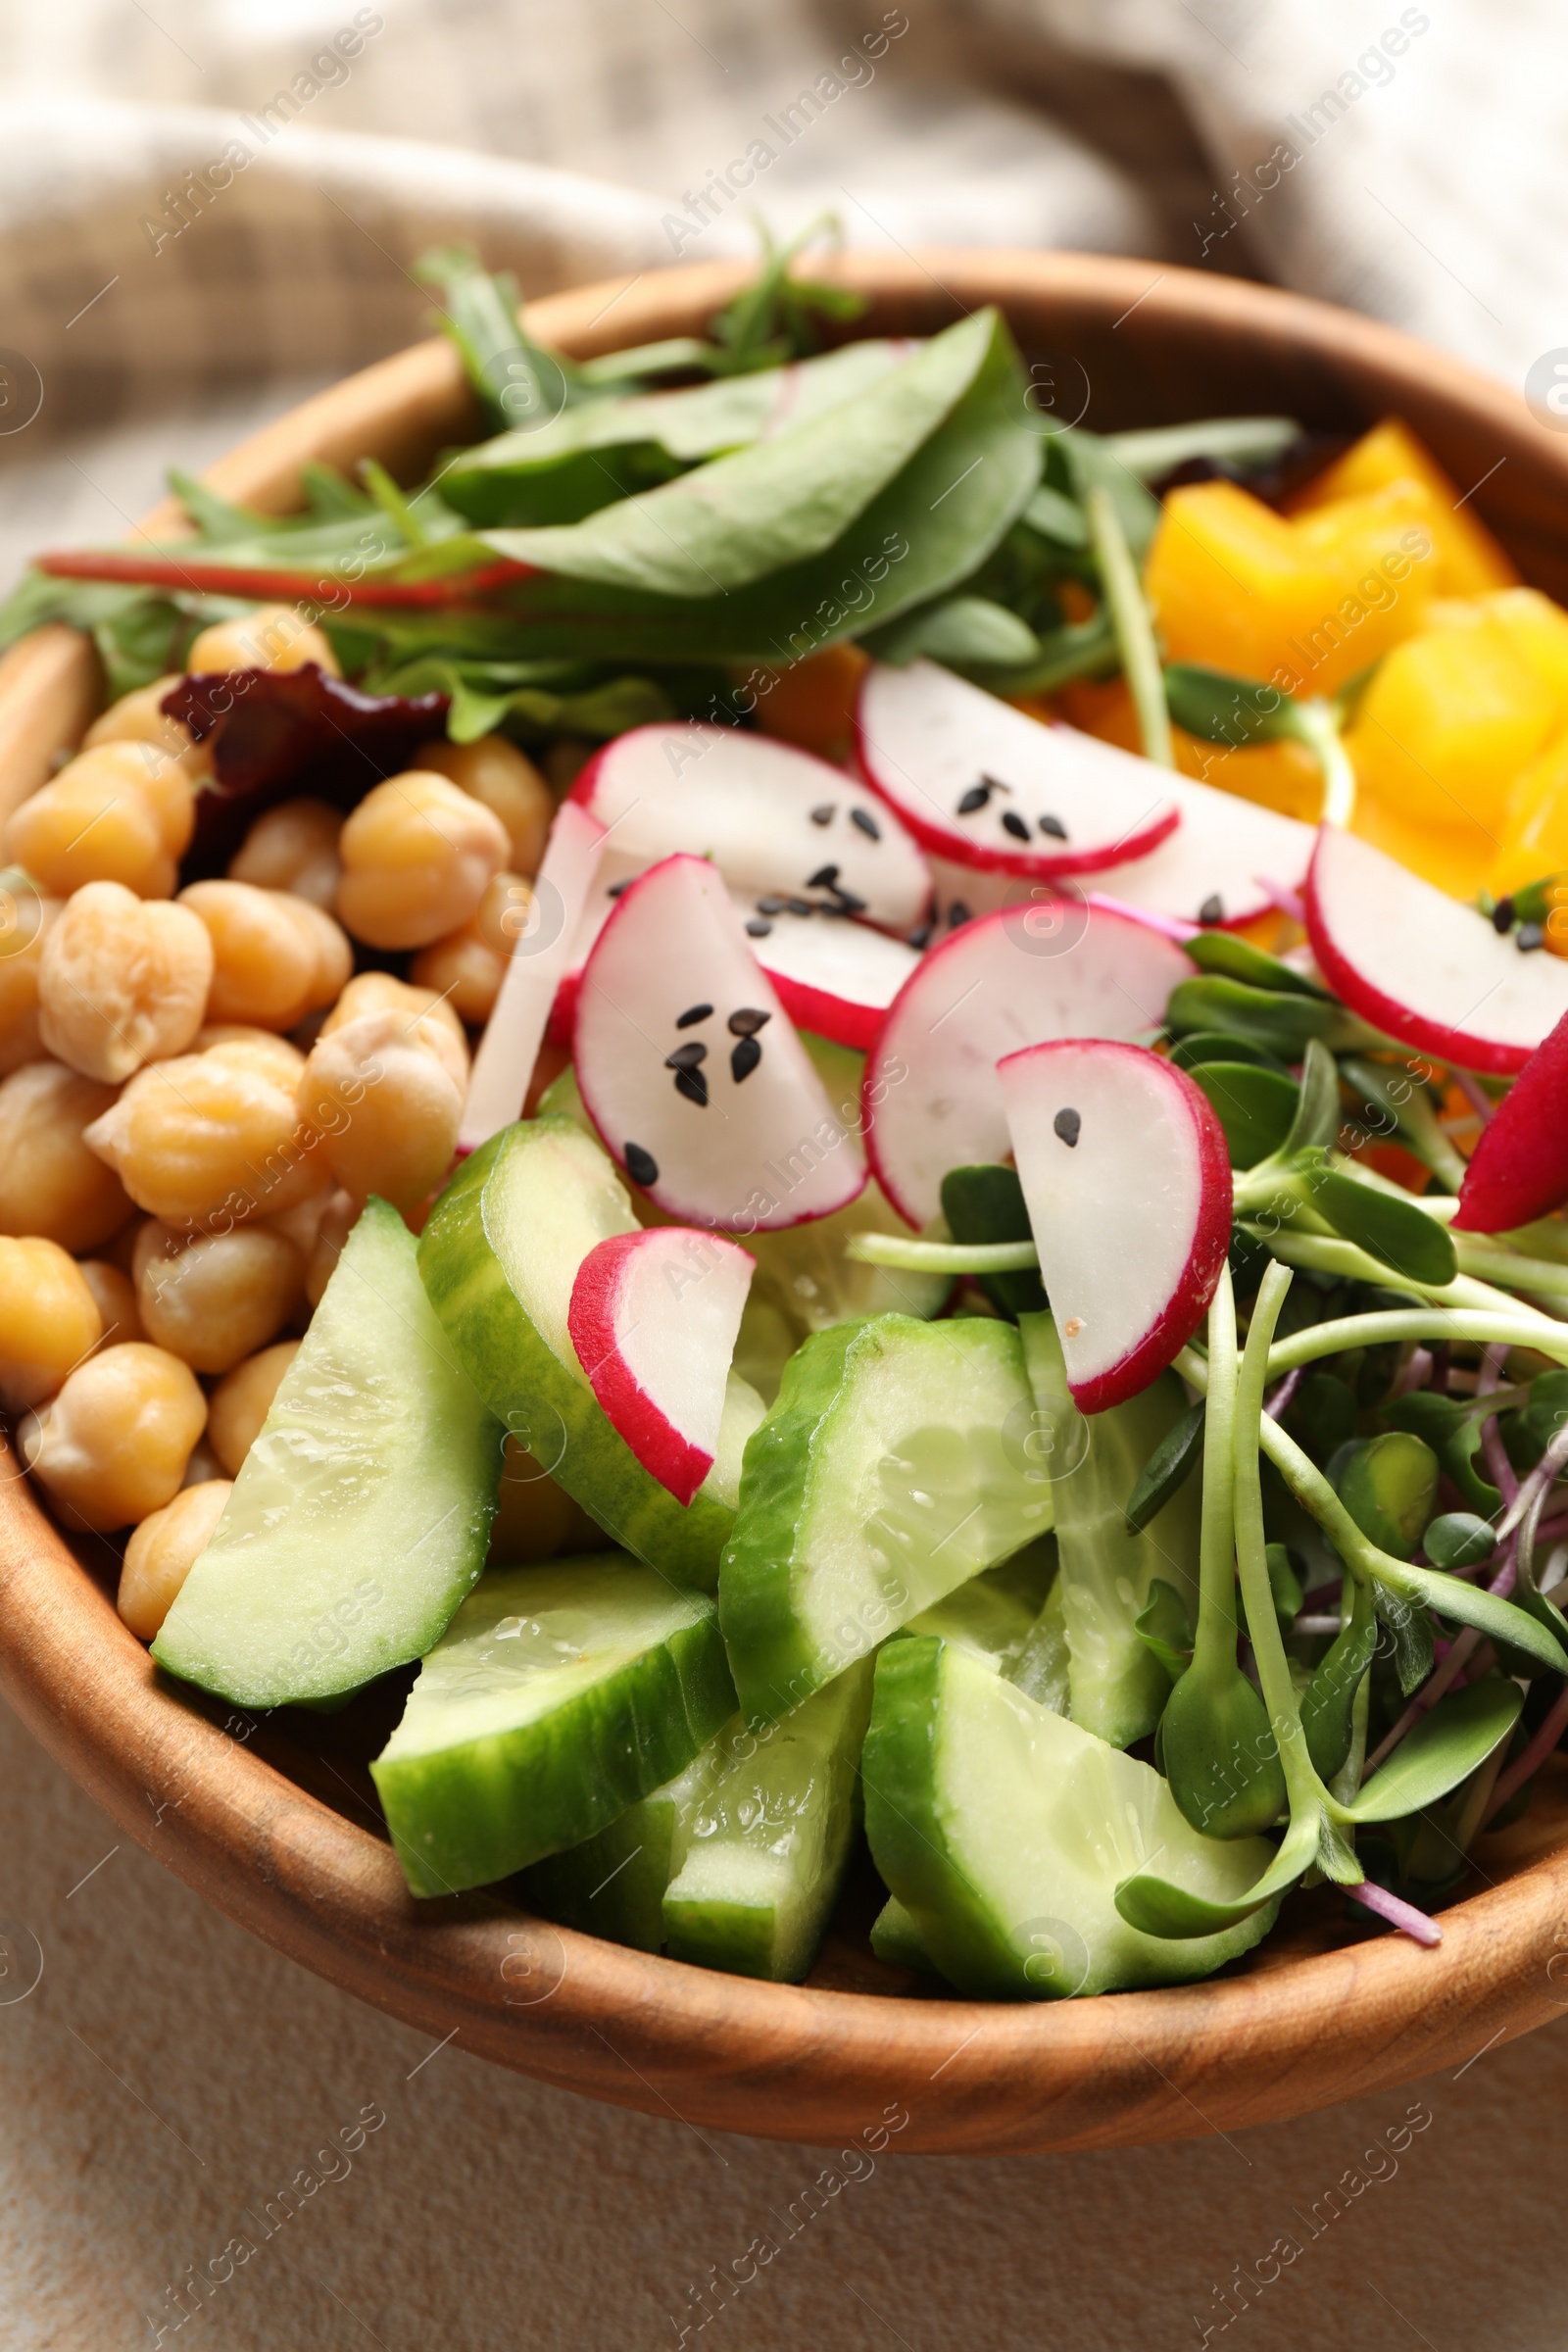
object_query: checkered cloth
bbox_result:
[0,0,1558,575]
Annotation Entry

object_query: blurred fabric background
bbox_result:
[4,6,1568,2346]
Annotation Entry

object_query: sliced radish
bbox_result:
[862,903,1194,1228]
[460,799,606,1150]
[999,1041,1233,1411]
[1305,826,1568,1076]
[571,722,930,928]
[1078,774,1312,930]
[1453,1009,1568,1232]
[567,1227,755,1505]
[734,904,918,1050]
[857,660,1179,879]
[574,854,867,1231]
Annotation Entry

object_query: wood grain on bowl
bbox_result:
[5,252,1568,2154]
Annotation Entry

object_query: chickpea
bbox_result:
[489,1436,604,1564]
[177,879,351,1031]
[185,605,341,677]
[411,869,533,1025]
[208,1339,301,1474]
[297,1010,463,1214]
[83,675,212,781]
[38,881,213,1085]
[0,1060,131,1252]
[76,1258,145,1352]
[0,1238,103,1411]
[304,1188,359,1305]
[411,736,553,876]
[6,744,187,900]
[0,885,61,1078]
[83,1038,326,1228]
[118,1480,232,1642]
[335,771,508,950]
[22,1342,206,1531]
[320,970,468,1072]
[132,1219,303,1373]
[192,1025,305,1089]
[227,799,343,909]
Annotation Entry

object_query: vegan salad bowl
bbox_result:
[4,243,1568,2156]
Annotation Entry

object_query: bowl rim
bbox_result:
[5,247,1568,2158]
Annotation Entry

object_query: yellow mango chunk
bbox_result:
[1291,418,1517,596]
[1345,613,1557,835]
[1147,478,1434,698]
[1475,588,1568,724]
[1349,792,1494,901]
[1491,725,1568,896]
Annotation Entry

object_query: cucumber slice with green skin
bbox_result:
[1019,1312,1200,1747]
[861,1637,1278,1997]
[663,1658,874,1982]
[901,1539,1055,1674]
[152,1198,500,1707]
[720,1313,1053,1726]
[1008,1575,1072,1713]
[870,1895,945,1976]
[418,1117,763,1592]
[371,1554,735,1895]
[523,1745,712,1951]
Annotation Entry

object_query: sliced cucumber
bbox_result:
[1019,1312,1201,1747]
[720,1313,1053,1725]
[371,1554,735,1895]
[418,1118,764,1592]
[523,1745,711,1951]
[1009,1575,1072,1713]
[902,1539,1055,1673]
[662,1659,873,1982]
[862,1637,1278,1997]
[870,1895,944,1976]
[153,1198,499,1707]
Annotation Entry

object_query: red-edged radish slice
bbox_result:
[856,659,1179,878]
[1453,1009,1568,1231]
[574,854,866,1231]
[571,722,930,929]
[999,1040,1232,1411]
[460,799,606,1150]
[568,1227,756,1504]
[553,873,921,1053]
[736,905,918,1050]
[1305,825,1568,1075]
[1078,773,1312,929]
[861,901,1194,1229]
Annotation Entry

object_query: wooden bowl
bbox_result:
[5,252,1568,2157]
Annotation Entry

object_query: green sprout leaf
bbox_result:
[1124,1400,1205,1535]
[1343,1680,1523,1824]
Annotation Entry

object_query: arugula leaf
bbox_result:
[864,594,1040,670]
[707,214,868,374]
[416,244,580,433]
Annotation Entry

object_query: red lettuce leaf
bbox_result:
[163,665,450,875]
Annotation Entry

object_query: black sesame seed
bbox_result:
[675,1003,713,1029]
[1198,894,1225,926]
[1518,921,1546,953]
[830,888,867,915]
[1492,896,1517,934]
[1001,809,1031,843]
[756,895,787,915]
[746,918,773,938]
[606,879,629,898]
[624,1143,659,1187]
[810,804,836,826]
[664,1040,709,1070]
[673,1064,710,1107]
[1054,1106,1082,1148]
[1038,813,1067,841]
[947,901,972,928]
[807,863,840,890]
[728,1007,771,1037]
[730,1036,762,1083]
[907,923,932,951]
[786,898,815,917]
[956,784,991,816]
[851,807,881,840]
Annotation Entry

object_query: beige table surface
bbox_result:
[3,1679,1564,2352]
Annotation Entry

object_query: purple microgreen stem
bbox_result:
[1484,1679,1568,1824]
[1346,1880,1443,1945]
